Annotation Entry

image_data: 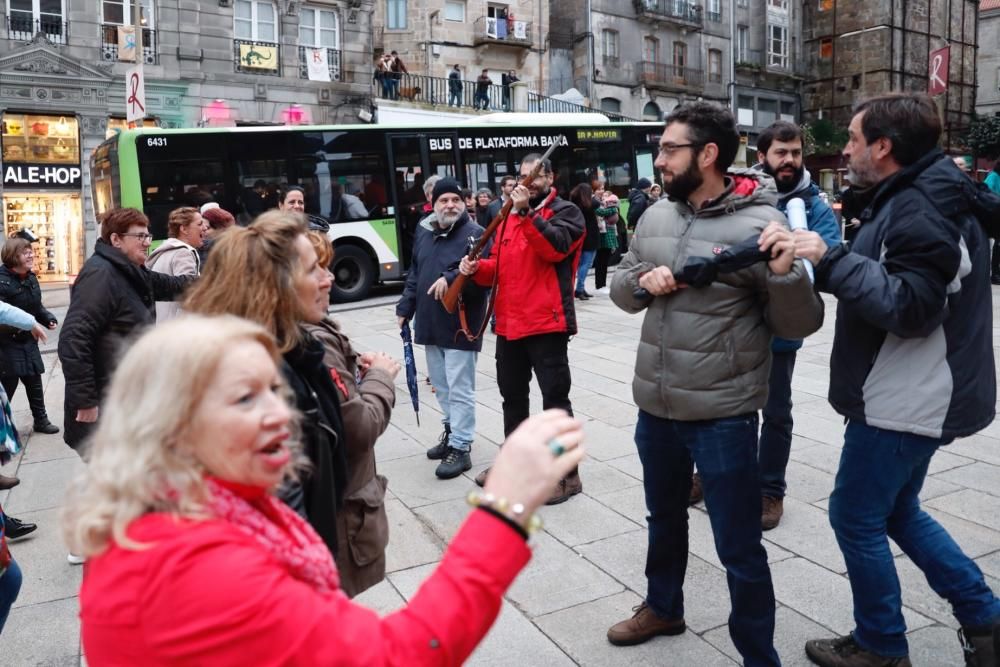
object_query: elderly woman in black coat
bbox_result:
[0,235,59,434]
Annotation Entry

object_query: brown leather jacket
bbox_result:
[304,317,395,597]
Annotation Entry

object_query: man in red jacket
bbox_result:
[460,153,586,504]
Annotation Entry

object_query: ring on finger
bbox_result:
[548,438,566,457]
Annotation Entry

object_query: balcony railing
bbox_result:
[472,16,532,47]
[100,25,157,65]
[706,10,722,22]
[638,61,704,91]
[633,0,704,31]
[527,92,638,122]
[298,46,341,81]
[234,39,281,75]
[373,72,512,110]
[6,15,68,44]
[736,49,764,69]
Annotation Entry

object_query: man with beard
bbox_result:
[459,153,586,504]
[396,178,490,479]
[748,121,840,529]
[606,102,823,663]
[793,93,1000,667]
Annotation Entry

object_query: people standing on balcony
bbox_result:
[448,64,463,107]
[388,50,408,101]
[475,70,492,110]
[374,54,391,99]
[501,70,520,111]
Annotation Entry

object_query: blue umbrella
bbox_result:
[399,321,420,427]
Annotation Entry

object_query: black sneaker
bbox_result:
[33,420,60,435]
[805,635,911,666]
[435,447,471,479]
[3,514,38,540]
[958,622,999,666]
[427,425,451,460]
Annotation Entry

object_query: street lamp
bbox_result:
[836,25,889,95]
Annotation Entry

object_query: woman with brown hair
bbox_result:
[303,232,399,597]
[145,207,206,322]
[0,235,59,434]
[184,211,346,555]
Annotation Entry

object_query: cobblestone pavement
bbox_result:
[2,283,998,666]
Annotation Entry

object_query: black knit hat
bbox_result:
[431,177,464,206]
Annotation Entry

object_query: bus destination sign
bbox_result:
[576,128,622,143]
[429,134,569,152]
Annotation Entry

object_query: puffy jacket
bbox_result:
[816,149,999,440]
[751,167,842,352]
[80,504,530,666]
[304,317,395,598]
[58,241,191,450]
[472,188,585,340]
[610,170,824,421]
[396,212,490,352]
[145,238,200,322]
[0,265,57,377]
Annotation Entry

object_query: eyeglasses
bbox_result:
[658,143,704,157]
[120,232,154,241]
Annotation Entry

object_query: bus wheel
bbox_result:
[330,244,375,302]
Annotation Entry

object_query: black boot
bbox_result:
[426,424,451,460]
[958,622,999,667]
[991,241,1000,284]
[435,446,471,479]
[24,374,58,434]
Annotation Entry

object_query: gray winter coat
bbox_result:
[610,170,824,421]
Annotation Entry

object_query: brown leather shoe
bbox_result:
[474,467,490,487]
[688,473,703,505]
[762,495,784,531]
[0,473,20,490]
[607,602,686,646]
[545,471,583,505]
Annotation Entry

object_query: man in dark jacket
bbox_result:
[486,175,516,222]
[794,93,1000,667]
[448,64,463,107]
[626,177,653,230]
[475,69,491,110]
[57,208,191,454]
[747,120,841,530]
[460,153,586,504]
[396,178,490,479]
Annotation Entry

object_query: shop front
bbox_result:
[1,112,85,282]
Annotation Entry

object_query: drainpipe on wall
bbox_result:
[586,0,593,100]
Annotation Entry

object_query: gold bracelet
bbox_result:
[467,491,543,535]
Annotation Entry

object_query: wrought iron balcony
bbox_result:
[100,25,157,65]
[472,16,532,47]
[234,39,281,75]
[633,0,704,32]
[298,46,341,81]
[638,61,704,92]
[6,15,68,44]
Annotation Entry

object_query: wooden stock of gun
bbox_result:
[441,137,564,338]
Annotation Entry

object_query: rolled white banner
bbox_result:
[786,197,814,283]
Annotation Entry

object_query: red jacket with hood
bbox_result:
[472,188,585,340]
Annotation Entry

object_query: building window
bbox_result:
[6,0,66,43]
[102,0,153,27]
[673,41,687,76]
[737,95,754,126]
[235,0,277,41]
[768,24,787,69]
[819,0,834,10]
[444,0,465,21]
[736,25,749,63]
[600,97,621,114]
[707,0,721,22]
[386,0,406,30]
[780,100,795,121]
[300,6,339,48]
[767,0,787,9]
[758,98,778,126]
[709,48,722,83]
[644,37,659,64]
[819,38,833,59]
[602,29,619,65]
[101,0,156,64]
[643,102,661,121]
[737,0,748,6]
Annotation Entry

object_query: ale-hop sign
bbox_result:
[3,164,83,189]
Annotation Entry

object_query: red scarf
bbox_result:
[204,478,340,595]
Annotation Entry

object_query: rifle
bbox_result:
[441,137,564,341]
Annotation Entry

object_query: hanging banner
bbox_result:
[928,45,950,96]
[125,65,147,123]
[117,25,136,62]
[512,21,528,40]
[306,47,331,82]
[239,43,279,72]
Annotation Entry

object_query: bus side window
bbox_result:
[138,159,226,239]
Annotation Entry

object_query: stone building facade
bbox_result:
[977,0,1000,118]
[802,0,978,150]
[0,0,375,276]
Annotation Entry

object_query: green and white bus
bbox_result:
[91,114,662,301]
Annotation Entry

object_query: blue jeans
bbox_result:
[0,557,22,635]
[576,249,596,294]
[758,349,796,498]
[425,346,477,452]
[635,410,779,667]
[830,421,1000,656]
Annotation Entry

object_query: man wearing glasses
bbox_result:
[608,102,823,665]
[58,208,192,455]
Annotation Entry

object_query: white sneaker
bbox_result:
[596,287,611,295]
[67,552,86,565]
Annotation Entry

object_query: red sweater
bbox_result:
[80,506,530,666]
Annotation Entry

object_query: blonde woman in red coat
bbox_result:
[63,315,584,666]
